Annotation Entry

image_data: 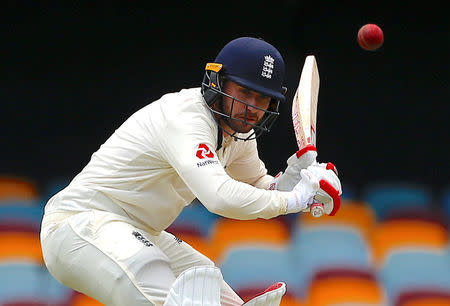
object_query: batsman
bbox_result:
[40,37,342,306]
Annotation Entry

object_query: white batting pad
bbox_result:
[163,266,223,306]
[242,282,286,306]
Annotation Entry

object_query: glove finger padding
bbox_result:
[271,145,317,191]
[305,163,342,215]
[306,163,342,194]
[292,145,318,165]
[285,169,320,214]
[315,179,341,215]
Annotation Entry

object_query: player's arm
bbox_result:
[158,113,308,219]
[159,127,283,219]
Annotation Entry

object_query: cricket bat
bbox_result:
[292,55,324,218]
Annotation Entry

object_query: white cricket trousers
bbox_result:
[40,210,244,306]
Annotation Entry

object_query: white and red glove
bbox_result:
[242,282,286,306]
[285,168,320,214]
[302,162,342,216]
[285,162,342,216]
[269,145,317,191]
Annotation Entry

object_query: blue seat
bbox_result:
[0,205,44,230]
[362,182,431,220]
[379,250,450,304]
[443,186,450,220]
[0,262,72,305]
[341,182,356,200]
[448,241,450,260]
[290,226,372,297]
[168,199,220,237]
[219,245,298,294]
[0,199,44,207]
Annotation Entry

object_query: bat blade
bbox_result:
[292,55,320,149]
[292,55,324,218]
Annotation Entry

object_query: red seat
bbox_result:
[395,289,450,306]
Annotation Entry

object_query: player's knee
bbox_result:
[113,273,157,306]
[124,255,175,305]
[164,266,223,306]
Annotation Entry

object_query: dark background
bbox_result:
[2,2,449,200]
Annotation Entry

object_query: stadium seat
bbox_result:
[0,176,39,202]
[448,240,450,260]
[0,262,72,305]
[0,222,39,233]
[166,199,219,238]
[306,267,387,306]
[70,291,104,306]
[210,218,290,263]
[290,226,372,297]
[172,232,215,260]
[370,208,448,265]
[2,302,55,306]
[362,182,431,220]
[279,295,306,306]
[379,250,450,304]
[0,232,43,264]
[219,245,299,300]
[0,204,44,232]
[340,182,356,200]
[395,289,450,306]
[443,186,450,221]
[298,200,376,239]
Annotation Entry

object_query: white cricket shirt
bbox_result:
[45,88,289,234]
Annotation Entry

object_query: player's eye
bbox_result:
[240,87,252,95]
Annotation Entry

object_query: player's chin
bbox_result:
[230,122,254,134]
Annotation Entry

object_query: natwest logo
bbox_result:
[196,143,214,159]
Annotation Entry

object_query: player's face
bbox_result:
[221,81,271,133]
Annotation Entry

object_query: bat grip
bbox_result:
[310,203,324,218]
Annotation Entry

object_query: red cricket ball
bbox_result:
[357,24,384,51]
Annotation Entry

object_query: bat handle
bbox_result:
[310,203,324,218]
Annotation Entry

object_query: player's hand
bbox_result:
[302,162,342,216]
[285,168,320,214]
[269,145,317,191]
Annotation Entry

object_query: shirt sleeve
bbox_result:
[158,109,288,220]
[225,138,275,189]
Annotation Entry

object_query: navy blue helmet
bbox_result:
[201,37,287,140]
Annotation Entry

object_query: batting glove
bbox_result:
[301,162,342,216]
[269,145,317,191]
[285,168,320,214]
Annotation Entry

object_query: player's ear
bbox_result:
[281,86,287,96]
